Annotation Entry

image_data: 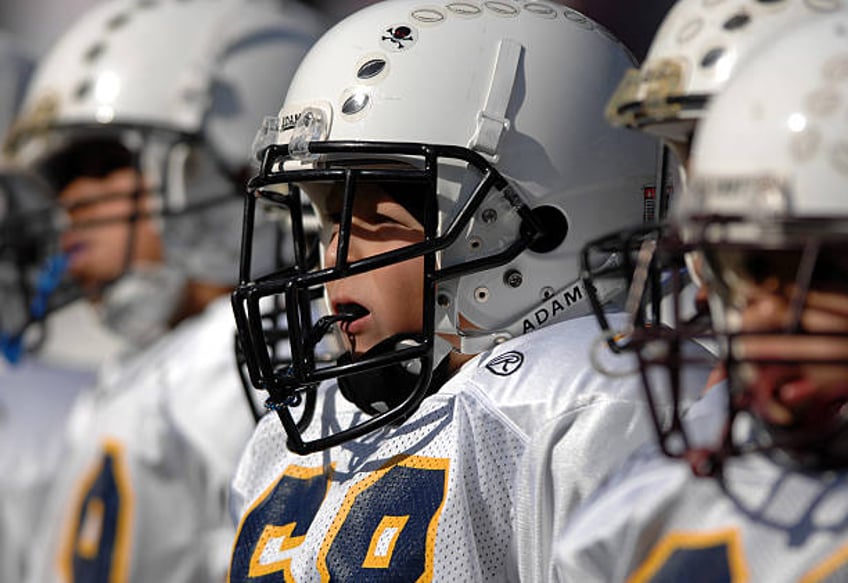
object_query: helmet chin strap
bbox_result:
[336,334,454,417]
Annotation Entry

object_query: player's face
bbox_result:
[322,183,425,357]
[713,248,848,429]
[59,167,162,294]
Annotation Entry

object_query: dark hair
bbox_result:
[41,137,134,192]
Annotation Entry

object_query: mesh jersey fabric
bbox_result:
[228,314,714,582]
[23,296,255,583]
[553,384,848,583]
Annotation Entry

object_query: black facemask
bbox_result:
[337,334,453,417]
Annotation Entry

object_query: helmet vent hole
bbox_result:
[106,13,129,30]
[412,8,446,23]
[447,2,482,17]
[357,59,386,80]
[524,205,568,254]
[342,93,370,115]
[700,47,725,68]
[75,80,92,101]
[523,3,557,18]
[677,18,703,44]
[723,13,751,31]
[484,1,520,16]
[84,43,105,63]
[563,8,594,30]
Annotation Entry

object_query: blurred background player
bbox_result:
[582,0,846,383]
[555,12,848,581]
[227,1,713,580]
[0,28,98,583]
[2,0,324,581]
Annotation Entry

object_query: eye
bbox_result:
[373,211,403,225]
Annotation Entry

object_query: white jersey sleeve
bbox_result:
[509,315,714,583]
[227,315,714,582]
[24,296,255,583]
[553,385,848,583]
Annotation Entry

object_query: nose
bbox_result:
[323,232,354,269]
[323,235,337,268]
[323,229,361,269]
[324,216,372,269]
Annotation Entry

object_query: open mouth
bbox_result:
[304,301,370,354]
[335,302,369,332]
[59,240,87,269]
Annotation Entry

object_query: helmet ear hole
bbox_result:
[524,205,568,254]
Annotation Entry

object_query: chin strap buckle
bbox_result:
[469,38,524,160]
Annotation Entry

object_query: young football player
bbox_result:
[582,0,846,397]
[555,14,848,581]
[4,1,324,581]
[228,1,713,580]
[0,29,93,583]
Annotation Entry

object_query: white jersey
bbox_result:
[553,385,848,582]
[0,360,95,583]
[24,296,256,583]
[228,315,714,582]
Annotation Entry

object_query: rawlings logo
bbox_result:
[485,351,524,377]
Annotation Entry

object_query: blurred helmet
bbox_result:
[234,0,658,453]
[6,0,324,346]
[639,13,848,472]
[0,32,45,363]
[0,32,31,140]
[582,0,847,364]
[606,0,845,160]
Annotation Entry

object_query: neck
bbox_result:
[447,347,475,375]
[171,280,233,326]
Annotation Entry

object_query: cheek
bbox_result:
[803,365,848,391]
[380,257,425,326]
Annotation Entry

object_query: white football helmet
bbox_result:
[645,13,848,471]
[234,0,658,453]
[582,0,848,363]
[606,0,845,160]
[7,0,324,345]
